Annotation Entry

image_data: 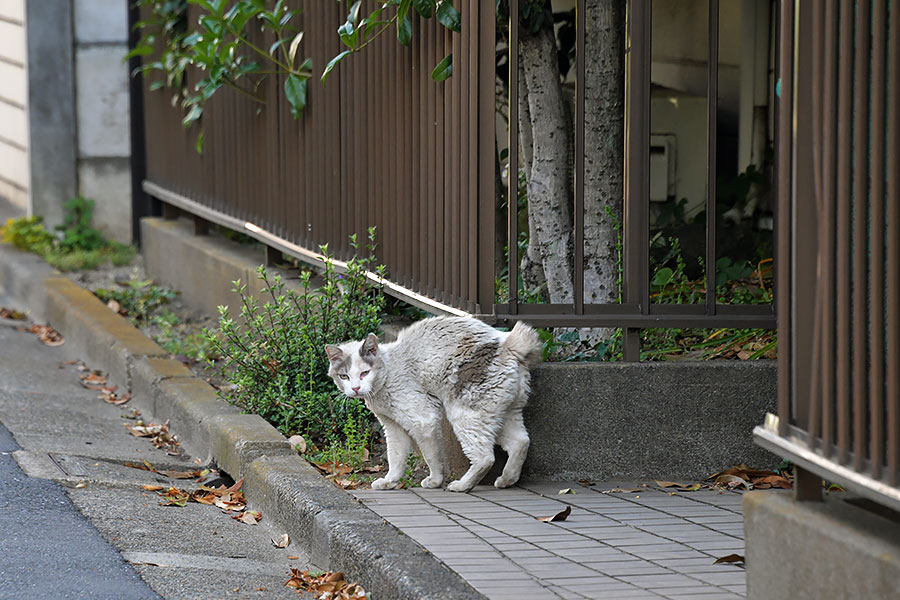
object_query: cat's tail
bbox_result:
[502,321,542,367]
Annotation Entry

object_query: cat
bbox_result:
[325,316,541,492]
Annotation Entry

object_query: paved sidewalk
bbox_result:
[352,481,750,600]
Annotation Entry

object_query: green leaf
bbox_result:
[397,0,413,22]
[284,73,307,119]
[288,31,304,66]
[652,267,674,287]
[431,53,452,81]
[182,103,202,128]
[321,50,351,83]
[195,130,204,154]
[338,21,358,49]
[397,14,412,46]
[435,1,461,32]
[412,0,435,18]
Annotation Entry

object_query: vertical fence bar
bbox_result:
[574,0,585,314]
[820,0,837,458]
[835,0,853,464]
[806,0,823,451]
[705,0,718,314]
[624,0,651,361]
[775,0,794,437]
[853,0,871,471]
[887,0,900,486]
[477,0,497,314]
[507,0,519,315]
[870,0,887,481]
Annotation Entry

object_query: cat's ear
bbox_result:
[325,344,343,363]
[360,333,378,357]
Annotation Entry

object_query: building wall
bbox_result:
[73,0,132,243]
[17,0,132,244]
[0,0,28,209]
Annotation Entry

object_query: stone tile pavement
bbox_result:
[352,480,749,600]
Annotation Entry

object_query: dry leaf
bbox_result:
[0,307,27,320]
[74,482,86,488]
[557,488,575,495]
[753,475,793,489]
[536,505,571,523]
[578,478,595,486]
[272,534,290,548]
[287,556,300,560]
[714,474,751,490]
[142,484,164,491]
[80,371,108,390]
[284,569,366,599]
[28,323,64,346]
[713,553,745,564]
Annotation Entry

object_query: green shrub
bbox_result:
[0,197,136,271]
[94,278,178,323]
[0,216,55,253]
[205,228,386,443]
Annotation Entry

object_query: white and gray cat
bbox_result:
[325,316,541,492]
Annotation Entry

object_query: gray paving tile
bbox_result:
[501,549,556,559]
[586,561,674,576]
[662,592,742,600]
[686,540,746,551]
[688,571,748,586]
[620,573,705,588]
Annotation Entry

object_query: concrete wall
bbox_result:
[744,491,900,600]
[21,0,132,243]
[73,0,132,243]
[0,0,28,210]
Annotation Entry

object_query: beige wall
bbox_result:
[0,0,28,209]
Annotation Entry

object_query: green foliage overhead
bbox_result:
[129,0,313,149]
[323,0,460,83]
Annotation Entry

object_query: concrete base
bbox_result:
[142,215,779,482]
[744,491,900,599]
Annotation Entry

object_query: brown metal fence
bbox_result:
[755,0,900,512]
[139,1,775,356]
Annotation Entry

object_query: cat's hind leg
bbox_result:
[372,415,412,490]
[494,410,529,488]
[445,406,498,493]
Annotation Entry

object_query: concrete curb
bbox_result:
[0,243,484,600]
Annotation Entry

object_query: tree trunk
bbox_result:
[581,0,626,342]
[516,57,547,296]
[519,23,574,305]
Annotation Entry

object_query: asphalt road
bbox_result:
[0,303,312,600]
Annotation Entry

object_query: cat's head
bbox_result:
[324,333,384,399]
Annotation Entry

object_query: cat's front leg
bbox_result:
[372,415,412,490]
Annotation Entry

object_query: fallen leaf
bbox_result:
[753,475,793,489]
[284,568,366,598]
[536,505,571,523]
[106,299,122,314]
[654,481,704,492]
[142,484,164,491]
[80,371,108,390]
[0,307,27,320]
[74,482,86,488]
[714,474,751,490]
[272,534,290,548]
[159,487,190,507]
[713,553,745,564]
[827,483,846,492]
[234,510,261,525]
[578,478,595,486]
[557,488,575,495]
[287,556,300,560]
[603,488,643,494]
[27,324,64,346]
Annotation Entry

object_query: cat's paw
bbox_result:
[420,474,443,489]
[447,479,473,493]
[371,477,400,490]
[494,475,516,489]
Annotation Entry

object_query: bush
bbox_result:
[205,229,386,443]
[0,197,136,271]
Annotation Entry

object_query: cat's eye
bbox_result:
[338,374,350,381]
[360,370,370,378]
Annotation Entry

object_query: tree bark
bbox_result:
[519,23,574,305]
[516,57,547,296]
[581,0,625,342]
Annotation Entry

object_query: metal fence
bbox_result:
[138,0,775,361]
[755,0,899,512]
